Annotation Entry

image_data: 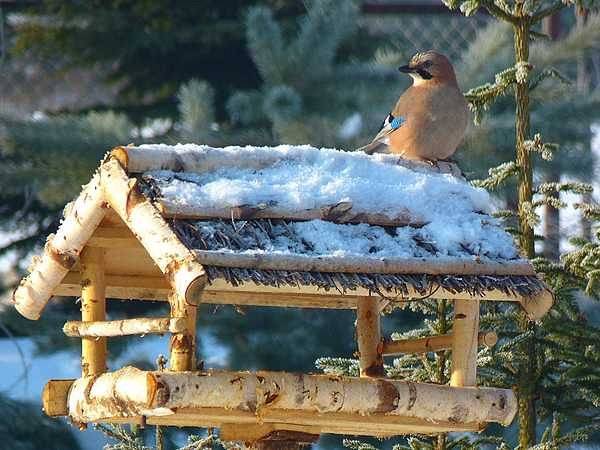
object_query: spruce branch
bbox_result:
[465,64,532,123]
[529,67,571,92]
[343,439,380,450]
[315,357,360,376]
[536,181,593,195]
[96,424,150,450]
[524,133,558,161]
[472,161,519,189]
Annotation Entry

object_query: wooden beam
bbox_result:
[190,250,536,276]
[450,299,480,387]
[65,367,517,427]
[55,272,535,309]
[13,174,107,320]
[110,145,463,177]
[158,200,424,228]
[356,297,384,377]
[42,380,74,417]
[383,331,497,356]
[80,248,108,377]
[63,317,186,338]
[100,158,207,305]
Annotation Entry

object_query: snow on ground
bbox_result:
[143,144,521,261]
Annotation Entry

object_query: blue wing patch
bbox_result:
[390,116,405,129]
[381,113,405,131]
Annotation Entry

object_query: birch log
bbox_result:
[157,201,424,228]
[110,145,463,177]
[67,366,517,426]
[383,331,497,356]
[191,250,537,276]
[450,299,480,387]
[100,158,206,305]
[13,175,107,320]
[169,293,197,371]
[63,317,186,337]
[356,297,384,377]
[80,247,107,377]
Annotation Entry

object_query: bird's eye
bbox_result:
[422,60,433,68]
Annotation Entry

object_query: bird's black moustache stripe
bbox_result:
[417,69,433,80]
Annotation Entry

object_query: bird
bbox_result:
[357,50,469,162]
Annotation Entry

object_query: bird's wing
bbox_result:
[369,112,406,145]
[355,112,406,155]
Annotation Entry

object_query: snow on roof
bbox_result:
[137,144,520,263]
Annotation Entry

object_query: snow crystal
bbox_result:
[139,144,520,261]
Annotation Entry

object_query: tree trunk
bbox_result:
[514,21,534,259]
[514,18,538,449]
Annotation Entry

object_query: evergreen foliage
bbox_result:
[11,0,303,109]
[0,392,81,450]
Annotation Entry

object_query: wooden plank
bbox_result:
[100,407,485,436]
[80,247,107,377]
[88,227,142,249]
[55,272,529,309]
[42,380,74,417]
[190,250,537,276]
[450,299,480,387]
[382,331,497,356]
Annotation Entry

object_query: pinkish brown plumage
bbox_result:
[358,50,469,162]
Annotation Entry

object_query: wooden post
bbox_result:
[169,292,197,371]
[356,297,384,377]
[450,299,480,387]
[80,247,107,377]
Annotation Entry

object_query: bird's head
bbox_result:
[398,51,457,86]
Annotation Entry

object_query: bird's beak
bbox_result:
[399,63,433,80]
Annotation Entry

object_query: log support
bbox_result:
[64,317,186,338]
[450,299,480,387]
[356,297,384,377]
[169,293,198,371]
[80,247,107,377]
[383,331,497,356]
[65,367,518,427]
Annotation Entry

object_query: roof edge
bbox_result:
[191,249,537,277]
[13,174,108,320]
[99,158,207,305]
[108,144,464,177]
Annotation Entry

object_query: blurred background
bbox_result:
[0,0,599,449]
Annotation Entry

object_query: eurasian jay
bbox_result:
[358,50,469,162]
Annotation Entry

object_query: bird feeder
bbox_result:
[13,144,553,446]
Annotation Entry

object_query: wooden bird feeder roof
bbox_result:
[14,144,553,442]
[14,144,552,321]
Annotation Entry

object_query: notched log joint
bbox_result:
[46,241,78,270]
